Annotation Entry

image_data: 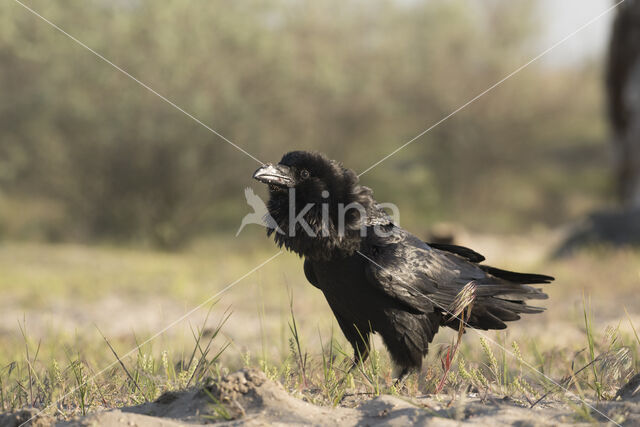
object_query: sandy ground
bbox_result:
[2,369,638,426]
[2,230,638,361]
[1,234,639,426]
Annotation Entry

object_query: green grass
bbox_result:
[0,240,638,421]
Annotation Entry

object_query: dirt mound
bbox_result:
[2,369,640,426]
[117,368,353,425]
[0,409,51,427]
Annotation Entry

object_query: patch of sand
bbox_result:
[3,369,638,426]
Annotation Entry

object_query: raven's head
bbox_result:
[253,151,383,259]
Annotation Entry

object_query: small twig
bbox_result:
[340,391,376,398]
[338,391,376,404]
[530,357,599,408]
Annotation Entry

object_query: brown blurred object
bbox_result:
[607,0,640,209]
[424,222,457,245]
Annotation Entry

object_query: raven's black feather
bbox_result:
[479,266,555,284]
[427,242,486,263]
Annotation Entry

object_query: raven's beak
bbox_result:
[253,164,294,188]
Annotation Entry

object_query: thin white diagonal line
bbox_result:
[18,250,283,427]
[12,0,264,166]
[355,250,620,426]
[358,0,626,177]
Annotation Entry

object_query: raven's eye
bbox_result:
[300,169,310,179]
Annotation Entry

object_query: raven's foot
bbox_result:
[393,367,410,389]
[336,359,359,389]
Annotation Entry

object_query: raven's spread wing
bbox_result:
[361,226,551,328]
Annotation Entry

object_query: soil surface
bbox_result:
[2,369,639,426]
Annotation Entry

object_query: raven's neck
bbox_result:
[266,185,378,260]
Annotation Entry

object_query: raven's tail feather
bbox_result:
[480,265,554,284]
[444,271,553,331]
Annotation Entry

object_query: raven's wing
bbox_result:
[362,227,481,312]
[425,242,553,284]
[361,226,551,328]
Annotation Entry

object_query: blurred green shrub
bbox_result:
[0,0,610,248]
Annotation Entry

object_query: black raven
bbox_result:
[253,151,553,380]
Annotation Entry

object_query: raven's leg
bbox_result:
[336,338,370,390]
[393,367,410,388]
[347,339,370,374]
[332,312,371,374]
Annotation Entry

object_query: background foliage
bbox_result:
[0,0,610,248]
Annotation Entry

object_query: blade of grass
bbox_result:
[582,293,603,399]
[187,307,232,386]
[288,292,307,388]
[96,326,147,401]
[185,303,217,372]
[18,319,34,406]
[624,307,640,347]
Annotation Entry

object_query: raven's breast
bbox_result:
[308,255,409,331]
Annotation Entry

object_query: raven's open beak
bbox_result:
[252,164,294,188]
